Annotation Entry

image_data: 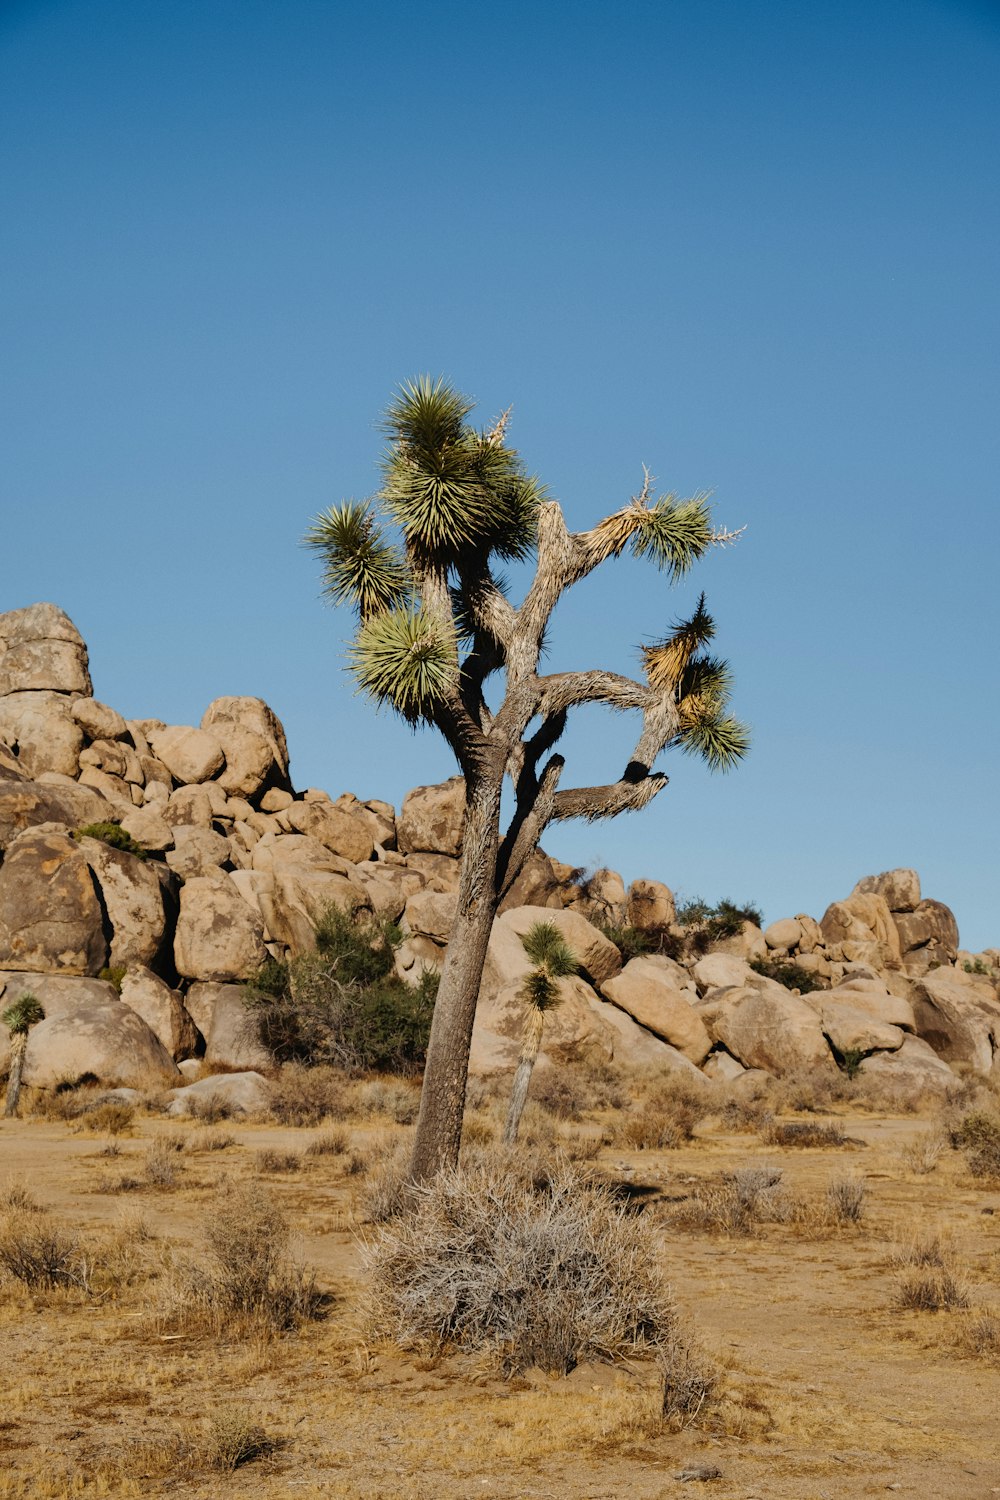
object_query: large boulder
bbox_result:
[183,981,273,1071]
[0,603,91,696]
[481,906,622,1004]
[119,965,199,1060]
[708,921,768,963]
[764,918,802,951]
[397,777,464,857]
[200,697,290,798]
[820,892,902,969]
[626,879,676,932]
[805,996,905,1056]
[0,776,114,852]
[256,865,371,955]
[908,968,1000,1075]
[599,957,712,1063]
[0,691,85,778]
[823,977,915,1031]
[894,900,960,962]
[19,994,180,1088]
[402,889,458,944]
[857,1034,957,1096]
[712,986,836,1076]
[0,971,118,1070]
[0,829,106,975]
[853,869,921,914]
[173,871,267,981]
[281,800,375,864]
[70,698,128,742]
[165,825,233,878]
[76,837,167,968]
[147,724,225,785]
[692,952,755,995]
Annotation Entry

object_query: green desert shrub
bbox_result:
[675,897,764,953]
[245,906,438,1074]
[73,822,147,859]
[749,957,825,995]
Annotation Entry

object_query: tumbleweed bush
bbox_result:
[364,1160,679,1374]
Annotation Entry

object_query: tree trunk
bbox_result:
[409,776,503,1183]
[502,1006,545,1145]
[4,1033,27,1118]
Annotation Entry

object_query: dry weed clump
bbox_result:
[257,1148,302,1174]
[948,1109,1000,1180]
[305,1125,350,1156]
[759,1119,855,1149]
[658,1332,719,1426]
[364,1159,681,1375]
[898,1130,945,1175]
[890,1232,970,1312]
[269,1063,349,1126]
[202,1407,278,1471]
[159,1182,327,1337]
[960,1309,1000,1360]
[825,1173,866,1224]
[613,1081,712,1152]
[0,1211,88,1291]
[0,1178,41,1213]
[189,1127,236,1152]
[672,1165,793,1237]
[358,1078,421,1124]
[73,1099,136,1136]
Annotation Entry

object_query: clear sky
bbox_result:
[2,0,998,948]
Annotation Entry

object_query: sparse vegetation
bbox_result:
[949,1109,1000,1179]
[675,897,764,953]
[73,821,147,858]
[365,1159,681,1374]
[760,1119,854,1149]
[750,956,825,994]
[245,905,438,1074]
[826,1173,866,1223]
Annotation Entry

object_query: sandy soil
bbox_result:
[1,1103,998,1500]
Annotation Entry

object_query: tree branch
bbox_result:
[496,753,565,898]
[537,669,652,717]
[549,767,668,822]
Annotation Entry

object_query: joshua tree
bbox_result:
[307,377,747,1181]
[503,922,578,1146]
[3,995,44,1118]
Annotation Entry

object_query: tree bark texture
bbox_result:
[409,777,503,1182]
[502,1006,545,1146]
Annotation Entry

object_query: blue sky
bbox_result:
[2,0,998,947]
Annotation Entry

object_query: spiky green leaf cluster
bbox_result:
[381,377,544,561]
[2,996,44,1035]
[348,606,458,724]
[677,714,751,773]
[631,494,714,581]
[305,501,409,620]
[520,922,578,976]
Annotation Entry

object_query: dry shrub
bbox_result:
[257,1148,302,1174]
[189,1128,236,1152]
[0,1178,41,1213]
[29,1082,105,1122]
[615,1081,711,1151]
[305,1125,350,1156]
[269,1063,349,1127]
[75,1100,136,1136]
[949,1109,1000,1180]
[203,1408,277,1472]
[899,1131,944,1175]
[160,1182,327,1336]
[364,1159,679,1375]
[672,1166,792,1237]
[186,1092,236,1124]
[960,1309,1000,1360]
[360,1137,412,1222]
[144,1138,182,1188]
[658,1332,719,1426]
[358,1078,421,1124]
[890,1231,969,1311]
[0,1211,89,1291]
[825,1173,866,1223]
[760,1119,853,1149]
[895,1266,970,1312]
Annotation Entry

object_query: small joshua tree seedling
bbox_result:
[3,995,45,1118]
[503,923,579,1145]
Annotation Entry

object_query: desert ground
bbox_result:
[1,1070,998,1500]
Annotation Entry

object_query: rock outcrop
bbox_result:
[0,603,995,1099]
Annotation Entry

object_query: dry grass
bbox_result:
[825,1173,866,1223]
[188,1127,236,1152]
[257,1147,302,1173]
[305,1125,350,1156]
[72,1100,136,1136]
[158,1181,328,1337]
[759,1119,855,1149]
[0,1212,88,1291]
[898,1130,945,1174]
[671,1165,793,1236]
[894,1266,971,1311]
[269,1063,349,1126]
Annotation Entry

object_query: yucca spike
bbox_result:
[642,593,716,692]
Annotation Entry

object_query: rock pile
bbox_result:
[0,602,997,1102]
